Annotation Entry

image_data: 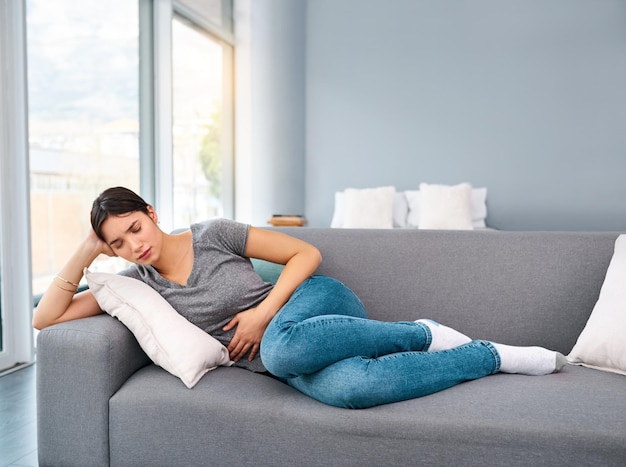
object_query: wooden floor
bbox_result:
[0,364,38,467]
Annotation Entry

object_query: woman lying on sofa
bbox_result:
[32,186,567,409]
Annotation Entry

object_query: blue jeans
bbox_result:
[260,275,500,409]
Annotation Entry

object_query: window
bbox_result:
[27,0,141,296]
[0,0,234,372]
[171,4,234,227]
[177,0,231,29]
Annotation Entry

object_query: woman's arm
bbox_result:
[223,227,322,362]
[32,230,114,330]
[245,227,322,318]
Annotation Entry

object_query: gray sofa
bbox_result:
[37,229,626,466]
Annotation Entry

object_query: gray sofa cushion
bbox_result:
[109,363,626,466]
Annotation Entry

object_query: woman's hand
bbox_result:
[222,227,322,363]
[86,228,117,258]
[222,227,321,363]
[223,307,273,362]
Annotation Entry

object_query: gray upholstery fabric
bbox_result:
[108,364,626,466]
[273,229,617,354]
[37,315,150,467]
[37,229,626,466]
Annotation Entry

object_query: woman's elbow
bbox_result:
[310,246,322,268]
[32,314,47,331]
[32,305,59,330]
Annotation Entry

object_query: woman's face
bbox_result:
[99,207,162,265]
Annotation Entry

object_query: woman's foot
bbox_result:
[415,319,472,352]
[492,343,567,375]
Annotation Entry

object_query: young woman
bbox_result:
[33,187,566,409]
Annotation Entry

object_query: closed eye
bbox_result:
[109,220,141,249]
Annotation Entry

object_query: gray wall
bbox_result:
[304,0,626,230]
[234,0,306,226]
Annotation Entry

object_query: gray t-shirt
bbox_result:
[119,218,273,372]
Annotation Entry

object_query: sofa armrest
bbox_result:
[36,314,150,467]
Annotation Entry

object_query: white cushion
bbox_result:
[406,186,488,228]
[331,186,396,229]
[417,183,474,230]
[568,235,626,375]
[332,189,408,228]
[405,190,422,228]
[330,191,408,228]
[470,187,488,227]
[330,191,346,228]
[84,269,233,388]
[344,186,395,228]
[392,192,409,228]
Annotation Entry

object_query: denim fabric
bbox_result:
[260,275,500,409]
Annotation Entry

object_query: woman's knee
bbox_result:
[306,275,367,319]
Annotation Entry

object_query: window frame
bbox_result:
[145,0,234,231]
[0,0,35,371]
[171,0,235,223]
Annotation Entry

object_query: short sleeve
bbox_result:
[195,218,250,257]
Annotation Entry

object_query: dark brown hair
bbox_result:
[90,187,150,241]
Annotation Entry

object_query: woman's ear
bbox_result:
[147,205,159,224]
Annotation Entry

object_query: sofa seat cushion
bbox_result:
[109,364,626,467]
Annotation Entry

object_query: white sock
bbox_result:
[415,319,472,352]
[492,343,567,375]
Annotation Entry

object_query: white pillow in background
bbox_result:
[393,192,409,228]
[471,187,488,227]
[331,189,408,228]
[84,269,233,388]
[568,235,626,376]
[417,182,474,230]
[343,186,395,228]
[330,187,397,228]
[405,190,421,227]
[330,191,346,228]
[406,186,487,228]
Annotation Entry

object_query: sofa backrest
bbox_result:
[263,228,620,354]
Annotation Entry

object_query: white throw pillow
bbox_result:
[568,235,626,375]
[406,186,487,228]
[393,192,409,228]
[330,191,346,228]
[344,186,395,228]
[470,187,488,228]
[417,183,474,230]
[332,189,407,228]
[405,190,422,227]
[332,186,395,229]
[84,269,233,388]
